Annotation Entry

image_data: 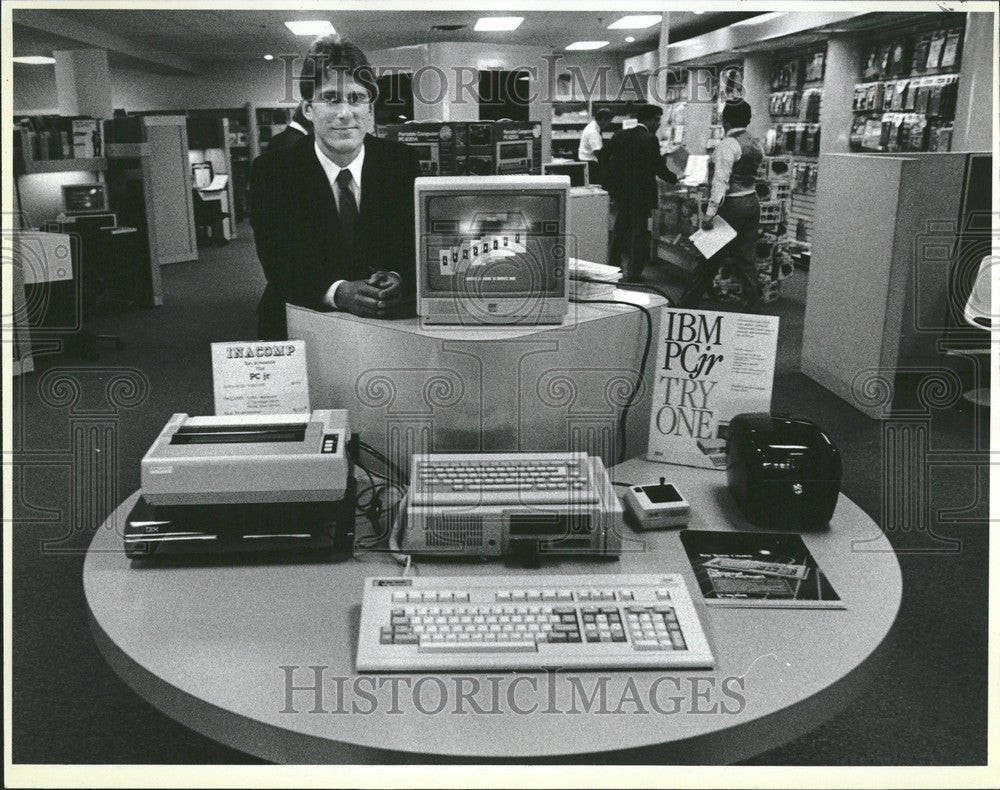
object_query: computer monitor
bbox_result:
[543,161,589,188]
[62,183,109,215]
[192,162,213,189]
[414,175,572,325]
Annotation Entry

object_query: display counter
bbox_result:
[287,292,666,470]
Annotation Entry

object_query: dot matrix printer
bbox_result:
[125,410,356,558]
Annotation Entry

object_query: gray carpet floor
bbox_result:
[11,225,988,764]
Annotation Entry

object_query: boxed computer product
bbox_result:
[453,122,495,176]
[378,122,458,176]
[492,121,542,175]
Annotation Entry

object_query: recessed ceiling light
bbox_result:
[625,36,636,43]
[732,12,784,26]
[566,41,610,51]
[284,21,336,36]
[13,56,55,65]
[263,54,275,61]
[608,15,662,30]
[693,10,705,14]
[474,17,524,32]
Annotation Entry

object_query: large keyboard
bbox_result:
[409,452,601,507]
[356,573,714,671]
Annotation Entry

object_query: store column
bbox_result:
[952,11,993,152]
[741,53,772,140]
[53,49,112,118]
[819,34,863,153]
[683,68,714,155]
[650,13,670,111]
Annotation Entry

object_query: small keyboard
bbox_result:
[356,573,714,671]
[409,452,601,507]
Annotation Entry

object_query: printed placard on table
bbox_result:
[646,309,779,470]
[212,340,309,415]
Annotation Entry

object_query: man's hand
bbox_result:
[334,272,403,318]
[701,215,716,231]
[368,270,403,314]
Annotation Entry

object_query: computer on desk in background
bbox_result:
[542,160,589,188]
[191,162,213,189]
[61,182,110,216]
[414,175,571,325]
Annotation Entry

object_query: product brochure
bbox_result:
[646,309,779,469]
[689,215,735,259]
[680,530,844,608]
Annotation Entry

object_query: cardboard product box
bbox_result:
[492,121,542,175]
[378,122,458,176]
[72,119,101,158]
[454,122,495,175]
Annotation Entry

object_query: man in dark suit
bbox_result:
[604,104,677,283]
[250,35,421,340]
[265,102,312,150]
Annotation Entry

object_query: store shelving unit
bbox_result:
[850,16,964,154]
[762,46,826,245]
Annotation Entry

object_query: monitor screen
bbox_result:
[416,176,571,302]
[409,144,435,160]
[62,183,109,214]
[543,161,588,187]
[192,162,213,189]
[499,142,529,160]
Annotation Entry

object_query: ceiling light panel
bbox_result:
[608,15,662,30]
[284,21,336,36]
[474,17,524,31]
[565,41,610,50]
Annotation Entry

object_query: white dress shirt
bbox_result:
[706,127,756,217]
[314,142,365,308]
[578,119,603,162]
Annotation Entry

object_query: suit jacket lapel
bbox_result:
[357,136,384,275]
[292,139,341,278]
[358,137,379,240]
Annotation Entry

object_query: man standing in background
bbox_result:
[265,102,312,150]
[604,104,678,283]
[679,99,764,311]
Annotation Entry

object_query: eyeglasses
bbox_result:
[311,91,372,109]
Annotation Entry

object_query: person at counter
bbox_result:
[250,35,421,340]
[604,104,678,283]
[679,99,765,311]
[578,107,612,186]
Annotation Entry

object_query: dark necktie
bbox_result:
[336,169,359,276]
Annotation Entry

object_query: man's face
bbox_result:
[304,71,373,164]
[643,114,663,134]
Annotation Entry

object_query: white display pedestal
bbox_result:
[287,293,665,470]
[570,186,610,264]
